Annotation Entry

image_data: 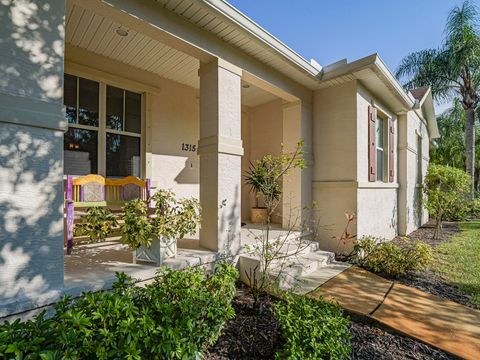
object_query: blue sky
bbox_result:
[228,0,477,112]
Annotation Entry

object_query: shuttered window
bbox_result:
[368,106,377,181]
[368,106,394,183]
[389,118,395,182]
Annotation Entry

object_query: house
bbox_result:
[0,0,438,317]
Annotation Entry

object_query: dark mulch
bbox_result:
[395,221,459,247]
[206,283,455,360]
[204,283,284,360]
[392,220,476,308]
[349,313,457,360]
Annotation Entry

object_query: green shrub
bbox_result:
[468,198,480,219]
[353,237,432,278]
[0,262,238,360]
[75,207,118,243]
[424,164,471,237]
[121,190,201,250]
[274,293,351,360]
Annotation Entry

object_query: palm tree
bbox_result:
[396,0,480,197]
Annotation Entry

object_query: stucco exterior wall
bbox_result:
[0,0,65,316]
[243,99,283,223]
[355,84,398,240]
[312,81,358,251]
[149,81,200,200]
[398,111,430,235]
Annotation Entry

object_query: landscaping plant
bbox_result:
[243,141,322,309]
[353,236,433,278]
[274,292,351,360]
[424,164,472,238]
[0,262,238,359]
[74,206,118,243]
[121,189,201,250]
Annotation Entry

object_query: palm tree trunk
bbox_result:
[465,107,476,198]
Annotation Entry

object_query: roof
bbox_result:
[153,0,322,89]
[410,87,430,101]
[317,54,415,113]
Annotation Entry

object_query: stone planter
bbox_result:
[133,236,177,266]
[251,207,268,224]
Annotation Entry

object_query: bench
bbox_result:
[65,174,151,254]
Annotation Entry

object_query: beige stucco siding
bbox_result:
[357,188,398,239]
[242,99,283,223]
[150,81,200,199]
[0,0,66,316]
[313,82,357,182]
[398,111,430,235]
[355,84,399,240]
[312,81,358,251]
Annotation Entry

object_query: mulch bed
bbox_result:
[392,220,476,308]
[204,284,283,360]
[349,313,457,360]
[205,283,455,360]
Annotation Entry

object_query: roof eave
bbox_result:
[196,0,322,78]
[423,90,441,139]
[319,54,415,111]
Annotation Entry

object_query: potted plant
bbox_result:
[120,189,201,265]
[245,159,268,224]
[245,142,305,225]
[245,158,284,224]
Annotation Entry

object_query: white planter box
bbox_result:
[133,236,177,266]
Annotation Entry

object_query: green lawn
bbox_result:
[432,221,480,308]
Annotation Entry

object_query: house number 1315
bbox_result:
[181,143,197,152]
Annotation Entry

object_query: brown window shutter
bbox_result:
[368,106,377,182]
[389,118,395,182]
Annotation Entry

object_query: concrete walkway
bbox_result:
[308,266,480,360]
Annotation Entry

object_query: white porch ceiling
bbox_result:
[66,2,200,89]
[65,2,279,107]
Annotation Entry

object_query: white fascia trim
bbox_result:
[320,54,415,110]
[372,55,415,108]
[423,91,440,139]
[196,0,322,77]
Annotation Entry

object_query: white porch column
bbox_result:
[282,100,313,228]
[0,0,66,317]
[198,59,243,254]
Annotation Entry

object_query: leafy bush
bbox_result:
[75,207,118,243]
[121,190,201,250]
[424,164,471,238]
[0,263,237,359]
[468,198,480,219]
[353,237,432,278]
[274,293,351,360]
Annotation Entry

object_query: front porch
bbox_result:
[61,0,313,276]
[63,224,295,297]
[0,0,315,319]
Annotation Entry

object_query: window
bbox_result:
[63,74,143,177]
[63,75,99,175]
[417,135,422,185]
[376,116,385,181]
[105,85,142,177]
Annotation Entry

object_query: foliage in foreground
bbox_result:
[0,263,238,360]
[432,221,480,308]
[424,164,472,238]
[274,293,351,360]
[353,237,432,278]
